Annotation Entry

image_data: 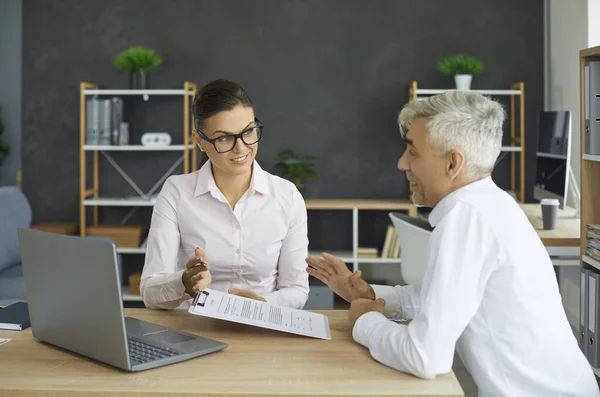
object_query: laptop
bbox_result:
[17,228,228,372]
[389,212,433,285]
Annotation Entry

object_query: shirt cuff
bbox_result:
[352,311,389,348]
[371,284,405,320]
[165,268,192,301]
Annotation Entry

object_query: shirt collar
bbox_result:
[193,159,270,197]
[428,176,495,227]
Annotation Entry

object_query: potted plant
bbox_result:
[0,107,9,167]
[113,46,164,89]
[436,54,485,90]
[273,149,318,195]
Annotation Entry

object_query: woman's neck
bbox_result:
[211,164,253,209]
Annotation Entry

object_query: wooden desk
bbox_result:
[519,204,580,267]
[519,203,580,248]
[0,310,464,396]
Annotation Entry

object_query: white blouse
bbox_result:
[140,160,310,310]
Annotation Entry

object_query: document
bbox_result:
[188,288,331,340]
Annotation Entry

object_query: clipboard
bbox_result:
[189,288,331,340]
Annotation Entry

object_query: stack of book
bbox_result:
[357,247,378,258]
[86,97,126,145]
[587,224,600,261]
[381,225,401,259]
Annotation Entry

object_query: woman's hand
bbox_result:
[182,248,212,297]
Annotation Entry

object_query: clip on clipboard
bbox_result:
[192,290,210,307]
[188,288,331,340]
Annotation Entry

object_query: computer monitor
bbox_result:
[533,111,572,210]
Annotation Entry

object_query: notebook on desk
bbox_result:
[0,302,30,331]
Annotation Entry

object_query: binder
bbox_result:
[582,268,589,358]
[98,99,112,145]
[86,97,100,145]
[585,61,600,155]
[588,269,600,367]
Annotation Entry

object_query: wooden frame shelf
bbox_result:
[305,199,416,272]
[408,81,526,202]
[79,81,198,236]
[579,45,600,377]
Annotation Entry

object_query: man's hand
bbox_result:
[348,298,386,328]
[229,288,266,302]
[306,252,375,303]
[182,248,212,297]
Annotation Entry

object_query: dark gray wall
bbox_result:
[22,0,544,254]
[0,0,22,187]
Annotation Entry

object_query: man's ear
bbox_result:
[446,149,466,181]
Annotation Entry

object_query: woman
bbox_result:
[140,79,309,309]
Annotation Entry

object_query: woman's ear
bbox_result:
[446,150,465,180]
[193,133,205,152]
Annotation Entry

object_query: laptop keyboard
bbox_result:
[127,337,183,365]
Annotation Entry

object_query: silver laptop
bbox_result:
[17,228,227,372]
[389,212,433,285]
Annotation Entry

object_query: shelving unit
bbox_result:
[79,82,198,302]
[79,81,198,235]
[579,45,600,376]
[305,199,417,272]
[409,81,526,202]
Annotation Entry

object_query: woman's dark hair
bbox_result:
[192,79,253,133]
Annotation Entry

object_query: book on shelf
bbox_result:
[381,225,394,258]
[381,224,401,259]
[588,238,600,251]
[587,247,600,262]
[357,247,378,259]
[86,96,125,146]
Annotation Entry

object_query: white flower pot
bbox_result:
[454,74,473,90]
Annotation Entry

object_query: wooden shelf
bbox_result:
[83,145,194,151]
[537,152,567,160]
[83,197,156,206]
[501,146,523,152]
[83,89,193,96]
[305,199,415,211]
[415,88,522,95]
[583,255,600,272]
[583,154,600,162]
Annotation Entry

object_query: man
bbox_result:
[306,91,599,396]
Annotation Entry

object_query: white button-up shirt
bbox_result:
[140,160,309,310]
[354,177,599,397]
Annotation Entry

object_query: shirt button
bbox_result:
[235,224,240,229]
[236,249,241,254]
[235,271,241,277]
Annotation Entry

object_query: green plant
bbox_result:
[0,107,10,166]
[273,149,318,188]
[436,54,485,76]
[113,46,163,72]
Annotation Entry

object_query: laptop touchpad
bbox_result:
[144,330,195,345]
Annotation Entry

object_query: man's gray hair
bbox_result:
[398,91,505,177]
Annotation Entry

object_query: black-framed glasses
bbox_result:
[196,118,263,153]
